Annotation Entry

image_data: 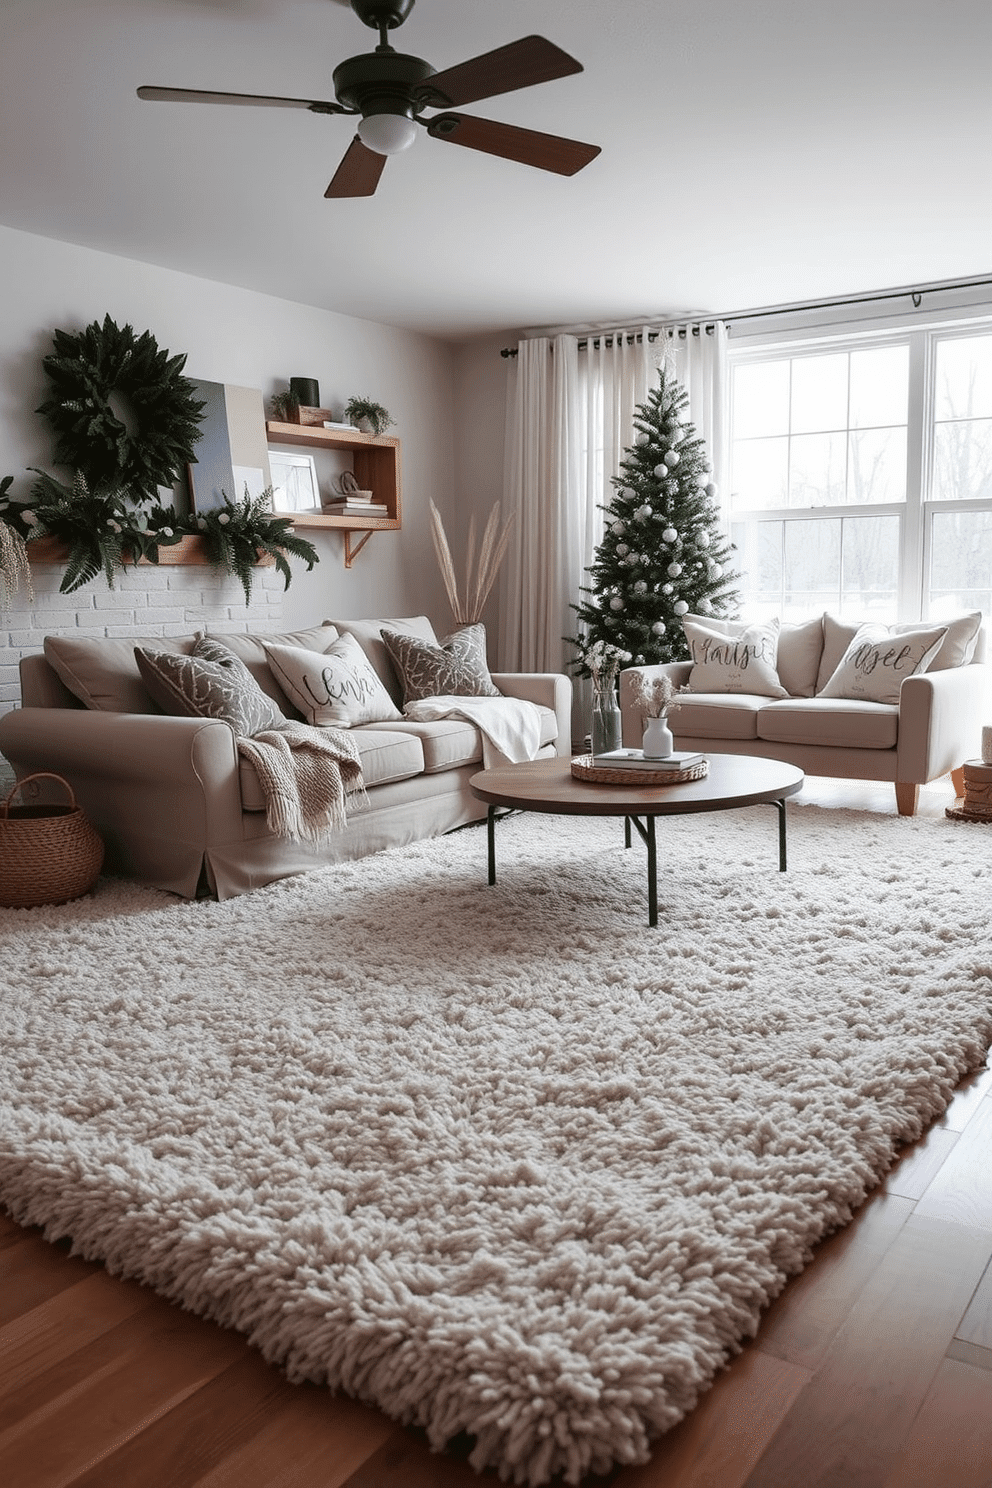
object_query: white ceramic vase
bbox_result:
[642,715,674,758]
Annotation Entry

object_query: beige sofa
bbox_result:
[620,613,990,815]
[0,616,572,900]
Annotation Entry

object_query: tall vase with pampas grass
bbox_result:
[0,478,33,610]
[429,500,513,628]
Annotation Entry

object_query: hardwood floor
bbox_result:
[2,773,991,1488]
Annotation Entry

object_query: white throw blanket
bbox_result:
[404,694,543,767]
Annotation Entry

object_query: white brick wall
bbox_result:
[1,559,286,719]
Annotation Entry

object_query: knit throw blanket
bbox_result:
[237,722,365,844]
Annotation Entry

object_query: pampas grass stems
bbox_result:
[430,500,512,625]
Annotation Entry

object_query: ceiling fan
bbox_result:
[138,0,600,198]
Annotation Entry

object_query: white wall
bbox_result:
[0,222,461,726]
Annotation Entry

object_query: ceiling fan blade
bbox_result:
[418,36,583,109]
[325,136,388,197]
[137,85,344,114]
[427,113,600,177]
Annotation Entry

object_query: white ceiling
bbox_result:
[3,0,992,341]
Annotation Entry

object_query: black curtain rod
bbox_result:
[498,275,992,358]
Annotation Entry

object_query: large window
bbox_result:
[727,325,992,622]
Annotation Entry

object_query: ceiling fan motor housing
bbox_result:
[333,51,436,120]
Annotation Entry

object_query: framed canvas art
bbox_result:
[268,451,322,513]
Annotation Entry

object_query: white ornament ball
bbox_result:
[673,599,689,616]
[611,520,625,535]
[622,488,636,500]
[665,448,680,466]
[616,543,629,555]
[662,526,678,543]
[698,597,713,613]
[651,620,667,635]
[701,460,712,473]
[705,482,719,498]
[636,504,652,521]
[653,463,668,479]
[698,531,710,549]
[709,561,723,578]
[610,596,625,611]
[667,561,683,577]
[662,583,674,595]
[634,579,648,594]
[634,430,650,446]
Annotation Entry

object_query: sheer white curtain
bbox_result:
[500,330,654,676]
[662,320,729,494]
[499,322,727,737]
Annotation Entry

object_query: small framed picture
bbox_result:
[268,451,321,513]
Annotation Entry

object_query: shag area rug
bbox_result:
[2,803,992,1484]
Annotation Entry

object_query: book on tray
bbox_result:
[592,748,705,769]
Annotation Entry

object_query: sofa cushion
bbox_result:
[672,694,766,740]
[205,623,339,717]
[895,611,982,671]
[264,635,402,728]
[382,623,501,704]
[326,616,438,708]
[818,622,947,705]
[684,612,823,697]
[757,697,899,750]
[239,726,424,809]
[371,718,483,773]
[135,642,285,737]
[44,633,197,713]
[683,617,788,699]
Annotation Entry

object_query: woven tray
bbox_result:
[571,755,709,786]
[945,804,992,823]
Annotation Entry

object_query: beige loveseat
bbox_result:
[0,616,572,900]
[620,613,990,815]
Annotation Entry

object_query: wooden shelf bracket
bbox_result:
[344,530,375,568]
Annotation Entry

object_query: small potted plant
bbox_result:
[344,396,394,437]
[269,388,301,423]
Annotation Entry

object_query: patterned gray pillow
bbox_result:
[134,637,284,737]
[381,623,501,704]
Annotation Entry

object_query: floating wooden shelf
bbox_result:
[26,535,274,568]
[266,413,402,567]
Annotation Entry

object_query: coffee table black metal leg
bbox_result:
[626,814,659,926]
[624,816,631,849]
[487,804,497,885]
[775,797,787,870]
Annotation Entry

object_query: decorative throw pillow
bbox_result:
[381,623,501,704]
[683,617,788,698]
[817,622,948,704]
[263,634,403,727]
[44,634,197,713]
[134,641,284,737]
[893,611,982,671]
[682,612,823,697]
[204,623,340,716]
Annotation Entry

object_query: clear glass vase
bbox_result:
[591,692,622,756]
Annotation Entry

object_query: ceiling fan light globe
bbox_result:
[357,113,418,155]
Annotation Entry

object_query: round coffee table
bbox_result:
[469,754,805,926]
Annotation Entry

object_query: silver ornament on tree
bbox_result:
[662,526,678,543]
[667,561,683,577]
[665,449,680,466]
[662,583,674,595]
[635,431,650,446]
[653,463,668,478]
[698,531,710,548]
[636,504,652,520]
[651,620,666,635]
[674,599,689,615]
[611,520,625,535]
[634,579,647,593]
[610,596,625,611]
[705,482,719,498]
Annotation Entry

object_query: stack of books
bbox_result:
[592,748,705,770]
[322,494,389,516]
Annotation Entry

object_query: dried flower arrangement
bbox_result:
[429,500,513,626]
[628,669,686,720]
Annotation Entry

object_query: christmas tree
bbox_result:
[569,366,740,668]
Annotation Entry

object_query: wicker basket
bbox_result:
[0,773,104,909]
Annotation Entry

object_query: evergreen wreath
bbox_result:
[37,315,206,500]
